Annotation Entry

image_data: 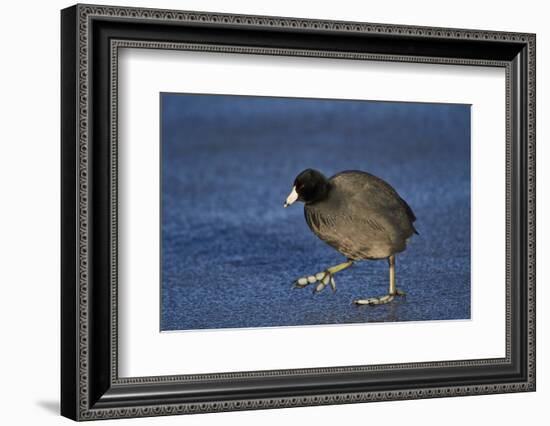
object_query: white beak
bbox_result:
[284,186,299,208]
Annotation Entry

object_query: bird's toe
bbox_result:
[312,273,333,293]
[293,270,335,293]
[353,290,405,306]
[329,276,336,292]
[314,282,326,293]
[293,277,309,288]
[315,272,326,280]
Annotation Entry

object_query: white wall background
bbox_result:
[0,0,546,424]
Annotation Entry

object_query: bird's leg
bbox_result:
[294,260,354,293]
[353,255,406,305]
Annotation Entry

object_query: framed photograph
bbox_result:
[61,3,536,421]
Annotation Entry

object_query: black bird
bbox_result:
[284,169,418,305]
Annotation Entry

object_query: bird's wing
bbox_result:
[304,205,394,259]
[331,171,417,227]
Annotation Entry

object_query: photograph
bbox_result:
[58,3,536,420]
[160,93,471,331]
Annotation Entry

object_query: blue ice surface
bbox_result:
[160,93,471,331]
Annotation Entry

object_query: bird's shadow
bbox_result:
[35,400,59,416]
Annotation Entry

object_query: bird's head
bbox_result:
[284,169,330,207]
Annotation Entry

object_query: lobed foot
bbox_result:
[294,270,336,293]
[353,289,406,306]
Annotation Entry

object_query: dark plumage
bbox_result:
[285,168,418,305]
[301,169,417,260]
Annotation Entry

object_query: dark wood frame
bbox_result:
[61,3,536,421]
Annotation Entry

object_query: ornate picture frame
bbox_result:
[61,3,535,421]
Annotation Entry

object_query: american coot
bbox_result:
[284,169,418,305]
